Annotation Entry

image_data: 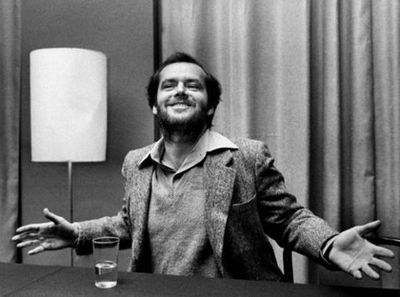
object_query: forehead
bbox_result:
[159,62,206,81]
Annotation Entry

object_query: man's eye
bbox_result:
[186,83,201,90]
[161,83,175,89]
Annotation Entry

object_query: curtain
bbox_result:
[160,0,400,288]
[309,0,400,288]
[0,0,21,263]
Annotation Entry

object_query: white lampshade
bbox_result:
[30,48,107,162]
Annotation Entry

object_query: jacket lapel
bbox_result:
[204,150,236,275]
[130,164,153,235]
[129,155,154,271]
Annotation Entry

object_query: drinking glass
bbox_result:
[92,236,120,289]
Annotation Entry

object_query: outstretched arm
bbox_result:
[328,220,394,280]
[12,208,79,255]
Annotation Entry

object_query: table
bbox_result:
[1,263,399,297]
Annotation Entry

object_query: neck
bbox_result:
[161,127,207,170]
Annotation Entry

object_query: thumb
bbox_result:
[354,220,381,236]
[43,208,65,225]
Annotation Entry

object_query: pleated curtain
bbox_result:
[160,0,400,288]
[0,0,21,263]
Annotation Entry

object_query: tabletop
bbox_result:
[1,262,399,297]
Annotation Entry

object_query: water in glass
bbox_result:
[95,260,117,288]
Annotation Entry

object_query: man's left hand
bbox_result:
[328,220,395,280]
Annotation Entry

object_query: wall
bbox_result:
[20,0,154,270]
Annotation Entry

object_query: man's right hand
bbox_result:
[12,208,79,255]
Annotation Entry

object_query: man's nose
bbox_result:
[175,82,186,94]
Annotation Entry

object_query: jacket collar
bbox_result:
[138,129,238,169]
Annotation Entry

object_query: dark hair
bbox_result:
[146,52,222,127]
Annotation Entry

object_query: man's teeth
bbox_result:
[172,103,190,107]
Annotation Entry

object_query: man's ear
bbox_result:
[152,105,158,115]
[207,107,214,116]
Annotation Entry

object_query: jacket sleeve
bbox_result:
[73,153,134,255]
[254,141,338,265]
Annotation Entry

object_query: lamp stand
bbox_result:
[68,161,74,267]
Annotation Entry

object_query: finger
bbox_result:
[15,221,53,235]
[361,264,380,280]
[12,233,27,241]
[373,245,395,258]
[13,233,42,242]
[41,240,57,250]
[16,239,41,248]
[15,224,41,234]
[43,208,65,225]
[349,269,362,279]
[354,220,381,236]
[12,231,43,242]
[27,245,45,255]
[370,258,392,273]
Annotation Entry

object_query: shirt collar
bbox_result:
[139,129,238,170]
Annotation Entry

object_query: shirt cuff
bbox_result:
[319,234,339,270]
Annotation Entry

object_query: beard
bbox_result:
[155,102,209,141]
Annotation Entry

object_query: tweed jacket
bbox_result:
[75,136,338,281]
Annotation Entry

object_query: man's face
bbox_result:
[153,62,214,130]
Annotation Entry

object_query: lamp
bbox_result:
[30,48,107,266]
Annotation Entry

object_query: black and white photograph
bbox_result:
[1,0,400,296]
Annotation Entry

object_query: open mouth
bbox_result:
[171,103,191,108]
[168,101,195,108]
[168,104,193,114]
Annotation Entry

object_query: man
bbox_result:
[13,52,394,281]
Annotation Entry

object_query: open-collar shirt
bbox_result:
[141,129,237,277]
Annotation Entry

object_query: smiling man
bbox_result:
[13,52,394,281]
